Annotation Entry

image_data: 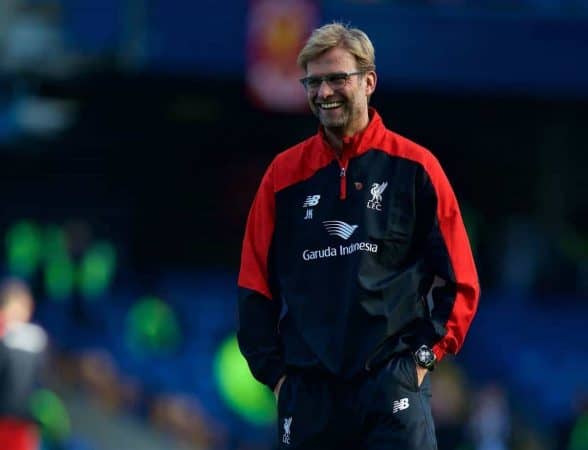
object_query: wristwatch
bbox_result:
[413,345,437,370]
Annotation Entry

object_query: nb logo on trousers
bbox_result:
[392,398,410,414]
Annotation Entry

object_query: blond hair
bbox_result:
[297,22,376,73]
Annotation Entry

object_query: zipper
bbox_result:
[339,161,348,200]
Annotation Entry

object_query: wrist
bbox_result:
[413,345,437,370]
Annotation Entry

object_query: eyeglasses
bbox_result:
[299,71,364,92]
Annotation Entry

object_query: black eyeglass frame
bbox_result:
[299,71,365,91]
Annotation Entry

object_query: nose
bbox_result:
[316,80,335,98]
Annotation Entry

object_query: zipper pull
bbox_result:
[340,167,346,177]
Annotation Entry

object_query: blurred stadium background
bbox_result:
[0,0,587,449]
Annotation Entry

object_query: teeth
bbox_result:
[320,102,343,110]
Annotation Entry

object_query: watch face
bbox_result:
[415,346,435,367]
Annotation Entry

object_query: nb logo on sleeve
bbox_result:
[392,398,410,414]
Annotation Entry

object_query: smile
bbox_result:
[318,102,344,110]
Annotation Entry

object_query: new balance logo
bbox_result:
[323,221,358,240]
[302,195,320,208]
[393,398,410,414]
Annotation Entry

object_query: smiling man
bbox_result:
[302,45,376,152]
[237,22,480,450]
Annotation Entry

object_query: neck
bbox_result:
[324,128,344,156]
[323,113,370,157]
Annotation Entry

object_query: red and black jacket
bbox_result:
[238,109,480,389]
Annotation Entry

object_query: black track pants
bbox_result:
[276,354,438,450]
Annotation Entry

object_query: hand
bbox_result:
[274,375,286,400]
[416,366,428,387]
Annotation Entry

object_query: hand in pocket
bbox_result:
[274,375,286,400]
[416,365,428,387]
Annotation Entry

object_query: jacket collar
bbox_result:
[318,107,385,161]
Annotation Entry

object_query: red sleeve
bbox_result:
[238,163,276,300]
[237,162,286,389]
[424,157,480,362]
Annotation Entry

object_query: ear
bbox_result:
[365,71,377,96]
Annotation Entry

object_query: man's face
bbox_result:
[3,293,33,324]
[304,47,376,136]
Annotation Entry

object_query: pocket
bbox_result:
[384,354,420,392]
[276,375,291,413]
[410,356,421,391]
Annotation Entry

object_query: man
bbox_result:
[238,22,479,450]
[0,279,47,450]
